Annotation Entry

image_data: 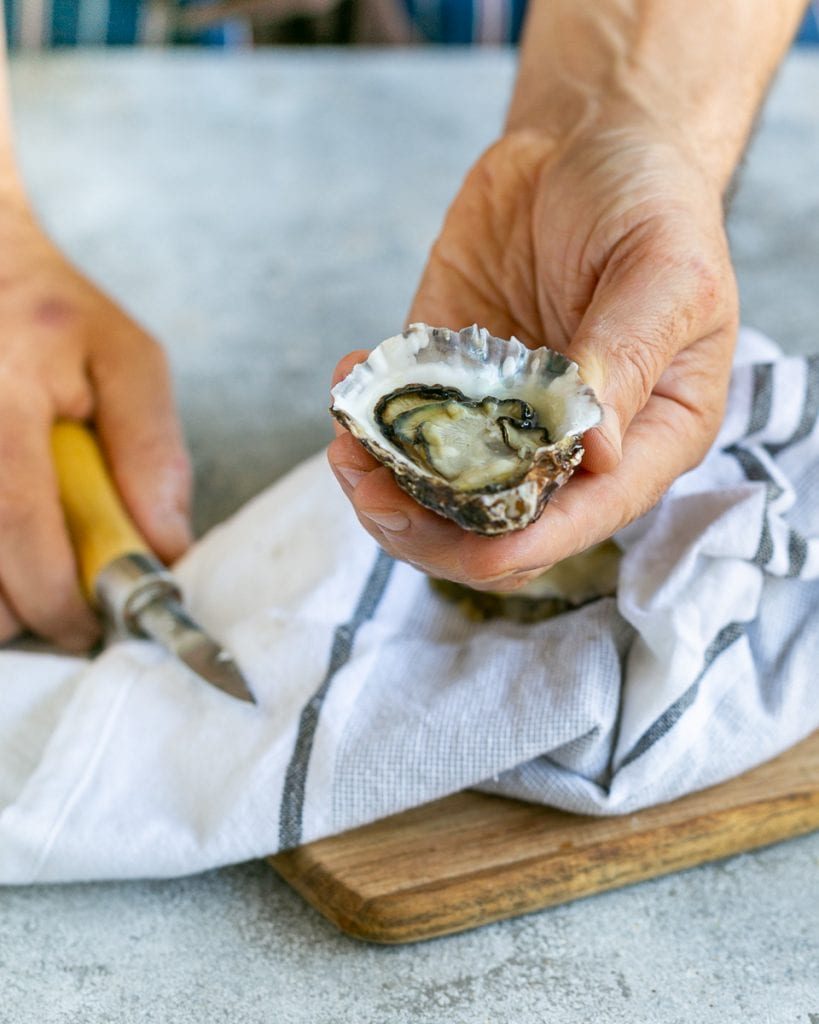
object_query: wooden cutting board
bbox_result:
[269,730,819,944]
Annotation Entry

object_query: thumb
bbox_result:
[568,248,719,474]
[91,332,193,564]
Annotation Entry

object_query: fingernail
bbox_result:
[363,510,411,533]
[336,464,367,489]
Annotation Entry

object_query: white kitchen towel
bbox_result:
[1,326,818,884]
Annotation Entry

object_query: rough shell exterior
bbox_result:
[330,324,602,535]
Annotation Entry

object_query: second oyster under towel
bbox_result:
[0,326,818,884]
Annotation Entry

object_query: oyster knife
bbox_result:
[51,421,255,704]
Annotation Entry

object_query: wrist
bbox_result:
[500,115,728,223]
[506,81,755,200]
[506,0,807,199]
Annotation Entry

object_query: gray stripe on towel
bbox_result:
[725,443,780,568]
[787,530,808,578]
[725,443,783,499]
[278,549,394,849]
[753,514,774,567]
[765,355,819,456]
[748,363,774,435]
[619,621,745,770]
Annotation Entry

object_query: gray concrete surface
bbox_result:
[1,49,818,1023]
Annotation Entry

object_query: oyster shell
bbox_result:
[331,323,602,535]
[430,540,622,622]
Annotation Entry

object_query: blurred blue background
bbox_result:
[3,0,818,48]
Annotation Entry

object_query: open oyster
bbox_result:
[331,324,602,535]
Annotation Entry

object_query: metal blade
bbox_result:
[135,595,255,703]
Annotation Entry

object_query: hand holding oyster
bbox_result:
[328,127,739,598]
[331,324,602,536]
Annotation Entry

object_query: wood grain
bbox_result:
[269,730,819,944]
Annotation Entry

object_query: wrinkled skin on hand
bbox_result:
[328,130,739,591]
[0,204,192,649]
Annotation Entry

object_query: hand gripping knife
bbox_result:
[51,421,254,703]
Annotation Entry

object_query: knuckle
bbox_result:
[684,253,727,321]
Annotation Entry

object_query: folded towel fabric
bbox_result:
[1,326,817,884]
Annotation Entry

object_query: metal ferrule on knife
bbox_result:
[96,552,181,637]
[51,421,255,703]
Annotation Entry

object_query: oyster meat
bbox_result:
[331,324,602,535]
[377,386,551,492]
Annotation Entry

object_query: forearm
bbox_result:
[506,0,808,193]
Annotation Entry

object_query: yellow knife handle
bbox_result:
[51,420,150,603]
